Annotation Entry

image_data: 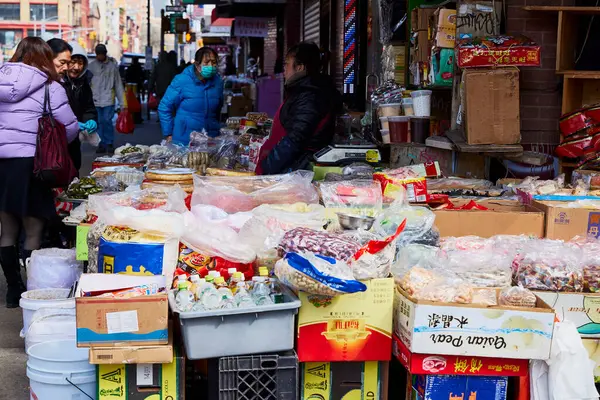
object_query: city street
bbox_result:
[0,115,163,398]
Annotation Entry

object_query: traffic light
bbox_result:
[185,32,196,43]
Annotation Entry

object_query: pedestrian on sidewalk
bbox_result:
[158,47,223,144]
[0,37,79,308]
[150,51,177,102]
[88,44,125,154]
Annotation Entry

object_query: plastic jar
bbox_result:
[410,117,431,144]
[402,98,414,116]
[378,103,402,117]
[411,90,432,117]
[379,117,389,130]
[388,116,410,143]
[380,129,390,144]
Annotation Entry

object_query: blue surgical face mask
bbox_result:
[199,65,217,79]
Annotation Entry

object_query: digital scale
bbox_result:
[313,144,382,165]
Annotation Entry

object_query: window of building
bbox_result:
[0,4,21,21]
[0,29,23,49]
[26,29,59,38]
[30,4,58,21]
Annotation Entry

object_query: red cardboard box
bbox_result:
[393,336,528,377]
[457,35,541,68]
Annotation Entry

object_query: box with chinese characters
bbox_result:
[393,287,556,360]
[457,35,541,68]
[534,291,600,339]
[393,335,528,377]
[297,277,394,362]
[412,375,508,400]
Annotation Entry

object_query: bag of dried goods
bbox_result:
[274,252,367,296]
[374,197,436,248]
[499,286,537,308]
[279,227,360,262]
[318,180,383,217]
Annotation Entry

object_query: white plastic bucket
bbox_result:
[27,340,96,400]
[25,309,77,351]
[20,289,75,336]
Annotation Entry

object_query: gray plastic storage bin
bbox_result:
[169,286,301,359]
[219,351,298,400]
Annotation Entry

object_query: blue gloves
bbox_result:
[78,120,98,133]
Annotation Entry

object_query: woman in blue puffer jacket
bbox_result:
[158,47,223,144]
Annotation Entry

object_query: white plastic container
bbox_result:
[411,90,432,117]
[27,340,95,400]
[402,97,414,116]
[378,103,402,117]
[20,288,75,336]
[381,129,391,144]
[25,309,76,351]
[379,117,389,130]
[27,248,82,291]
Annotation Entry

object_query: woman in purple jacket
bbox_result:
[0,37,78,308]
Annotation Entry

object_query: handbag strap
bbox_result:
[42,83,56,127]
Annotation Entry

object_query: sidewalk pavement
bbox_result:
[0,116,163,399]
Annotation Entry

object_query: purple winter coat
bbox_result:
[0,62,78,159]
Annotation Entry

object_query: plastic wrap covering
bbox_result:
[27,249,82,291]
[374,198,436,247]
[279,227,361,262]
[192,171,319,213]
[319,180,382,216]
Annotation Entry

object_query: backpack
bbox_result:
[33,83,77,188]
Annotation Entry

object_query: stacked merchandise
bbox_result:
[456,35,541,145]
[555,105,600,169]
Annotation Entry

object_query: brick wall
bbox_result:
[505,0,574,146]
[284,0,301,55]
[263,18,278,75]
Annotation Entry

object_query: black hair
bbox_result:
[194,47,218,63]
[46,38,72,56]
[286,41,321,75]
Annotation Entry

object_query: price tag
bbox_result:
[76,224,91,261]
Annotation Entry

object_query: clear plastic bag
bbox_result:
[274,252,367,296]
[446,250,512,288]
[499,285,537,308]
[374,197,435,248]
[27,249,83,291]
[192,170,319,213]
[318,180,383,216]
[349,221,405,280]
[426,177,493,191]
[279,227,361,262]
[87,219,106,273]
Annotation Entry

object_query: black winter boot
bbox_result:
[0,246,25,308]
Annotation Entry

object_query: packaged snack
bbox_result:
[274,252,367,296]
[279,227,361,262]
[95,284,162,298]
[499,286,537,308]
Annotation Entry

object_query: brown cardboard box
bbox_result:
[76,274,168,348]
[89,323,173,364]
[532,200,600,240]
[434,199,545,237]
[462,68,521,145]
[431,8,456,48]
[412,7,436,63]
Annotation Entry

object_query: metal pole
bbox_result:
[147,0,150,47]
[41,0,46,34]
[147,0,151,120]
[160,9,165,53]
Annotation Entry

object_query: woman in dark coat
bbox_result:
[256,42,342,174]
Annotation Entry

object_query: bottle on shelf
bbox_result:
[175,281,194,312]
[252,277,273,306]
[234,281,255,308]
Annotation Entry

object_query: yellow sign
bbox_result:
[76,224,90,261]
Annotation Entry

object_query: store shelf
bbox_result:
[522,6,600,13]
[557,71,600,79]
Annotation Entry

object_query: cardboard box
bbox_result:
[394,287,555,360]
[301,361,389,400]
[76,274,168,347]
[412,7,436,63]
[532,200,600,240]
[413,375,508,400]
[393,335,528,376]
[433,199,545,238]
[462,68,520,145]
[297,278,394,362]
[583,339,600,382]
[431,8,456,49]
[457,35,541,68]
[97,349,184,399]
[534,291,600,339]
[89,324,173,364]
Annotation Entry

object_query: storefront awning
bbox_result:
[206,17,234,37]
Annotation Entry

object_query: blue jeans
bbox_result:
[96,106,115,146]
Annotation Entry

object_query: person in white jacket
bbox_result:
[87,44,125,154]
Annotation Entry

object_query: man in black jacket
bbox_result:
[65,41,98,171]
[256,42,342,174]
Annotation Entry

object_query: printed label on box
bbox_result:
[136,364,153,386]
[535,291,600,338]
[106,310,139,334]
[588,212,600,238]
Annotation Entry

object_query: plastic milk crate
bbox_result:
[219,351,299,400]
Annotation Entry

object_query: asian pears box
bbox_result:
[297,277,394,362]
[97,348,184,400]
[534,291,600,339]
[76,274,168,347]
[301,361,389,400]
[394,287,555,360]
[412,375,507,400]
[97,226,178,279]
